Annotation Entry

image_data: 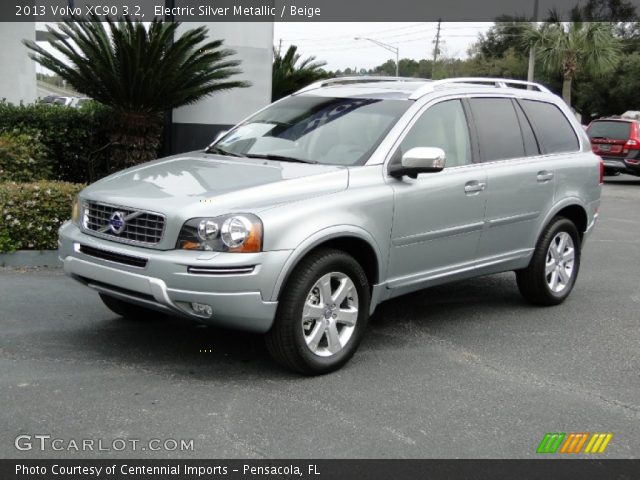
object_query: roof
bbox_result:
[294,76,552,101]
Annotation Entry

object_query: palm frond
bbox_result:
[23,17,249,114]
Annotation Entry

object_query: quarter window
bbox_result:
[520,100,579,154]
[468,98,526,162]
[393,99,471,168]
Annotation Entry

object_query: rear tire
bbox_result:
[516,217,581,306]
[99,293,164,321]
[265,248,371,375]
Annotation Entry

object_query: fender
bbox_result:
[534,196,588,242]
[269,224,385,302]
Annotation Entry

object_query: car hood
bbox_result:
[81,151,349,218]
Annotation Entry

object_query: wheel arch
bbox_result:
[270,226,383,302]
[537,199,589,242]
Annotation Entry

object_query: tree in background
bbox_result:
[24,16,248,169]
[272,45,329,100]
[523,9,622,107]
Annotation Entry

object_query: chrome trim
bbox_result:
[86,282,173,315]
[81,200,166,247]
[294,76,428,95]
[387,248,533,290]
[392,221,485,247]
[187,266,255,275]
[409,77,550,99]
[487,212,540,228]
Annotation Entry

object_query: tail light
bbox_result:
[599,157,604,184]
[623,122,640,153]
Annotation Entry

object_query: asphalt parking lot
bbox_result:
[1,176,639,459]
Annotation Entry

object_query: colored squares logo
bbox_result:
[537,433,612,454]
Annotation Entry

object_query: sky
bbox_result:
[273,22,492,71]
[34,22,492,74]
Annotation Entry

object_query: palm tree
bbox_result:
[272,45,329,101]
[523,20,621,106]
[24,17,249,167]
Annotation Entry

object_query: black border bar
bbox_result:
[3,459,640,480]
[4,0,640,22]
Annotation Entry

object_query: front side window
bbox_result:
[210,95,410,166]
[392,99,472,168]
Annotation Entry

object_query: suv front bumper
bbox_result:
[58,222,292,333]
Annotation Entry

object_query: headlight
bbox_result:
[71,195,81,225]
[177,214,262,253]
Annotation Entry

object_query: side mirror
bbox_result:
[389,147,446,178]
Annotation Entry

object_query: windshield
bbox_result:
[210,95,411,166]
[588,121,631,140]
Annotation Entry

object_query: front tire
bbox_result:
[516,217,581,306]
[265,249,371,375]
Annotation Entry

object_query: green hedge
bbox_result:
[0,102,111,183]
[0,129,52,182]
[0,181,84,252]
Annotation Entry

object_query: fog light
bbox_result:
[191,302,213,318]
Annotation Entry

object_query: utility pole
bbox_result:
[527,0,540,88]
[432,19,442,79]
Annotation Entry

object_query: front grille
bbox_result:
[79,244,148,268]
[83,201,165,245]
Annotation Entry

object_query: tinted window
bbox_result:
[587,121,631,140]
[469,98,525,162]
[521,100,579,153]
[514,102,540,156]
[394,99,471,168]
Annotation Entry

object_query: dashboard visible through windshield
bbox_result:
[209,95,411,166]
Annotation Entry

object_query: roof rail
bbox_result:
[408,77,551,100]
[294,76,428,95]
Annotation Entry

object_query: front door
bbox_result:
[387,99,487,291]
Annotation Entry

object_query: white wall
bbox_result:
[172,22,274,126]
[0,22,37,105]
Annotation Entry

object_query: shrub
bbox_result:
[0,181,84,252]
[0,101,111,183]
[0,129,52,182]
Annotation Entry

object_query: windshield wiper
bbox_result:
[204,145,244,157]
[244,153,318,164]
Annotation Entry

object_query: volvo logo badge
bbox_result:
[109,211,126,234]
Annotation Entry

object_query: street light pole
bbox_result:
[354,37,400,77]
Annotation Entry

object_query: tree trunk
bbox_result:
[106,111,163,173]
[562,76,572,107]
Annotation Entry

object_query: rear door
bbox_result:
[468,97,556,260]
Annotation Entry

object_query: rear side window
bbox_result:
[520,100,579,154]
[587,121,631,140]
[468,98,526,162]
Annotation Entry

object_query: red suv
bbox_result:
[587,118,640,177]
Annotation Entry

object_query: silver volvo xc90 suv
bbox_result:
[59,77,602,374]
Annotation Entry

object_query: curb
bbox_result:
[0,250,61,267]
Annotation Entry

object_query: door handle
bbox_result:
[537,171,554,182]
[464,181,486,194]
